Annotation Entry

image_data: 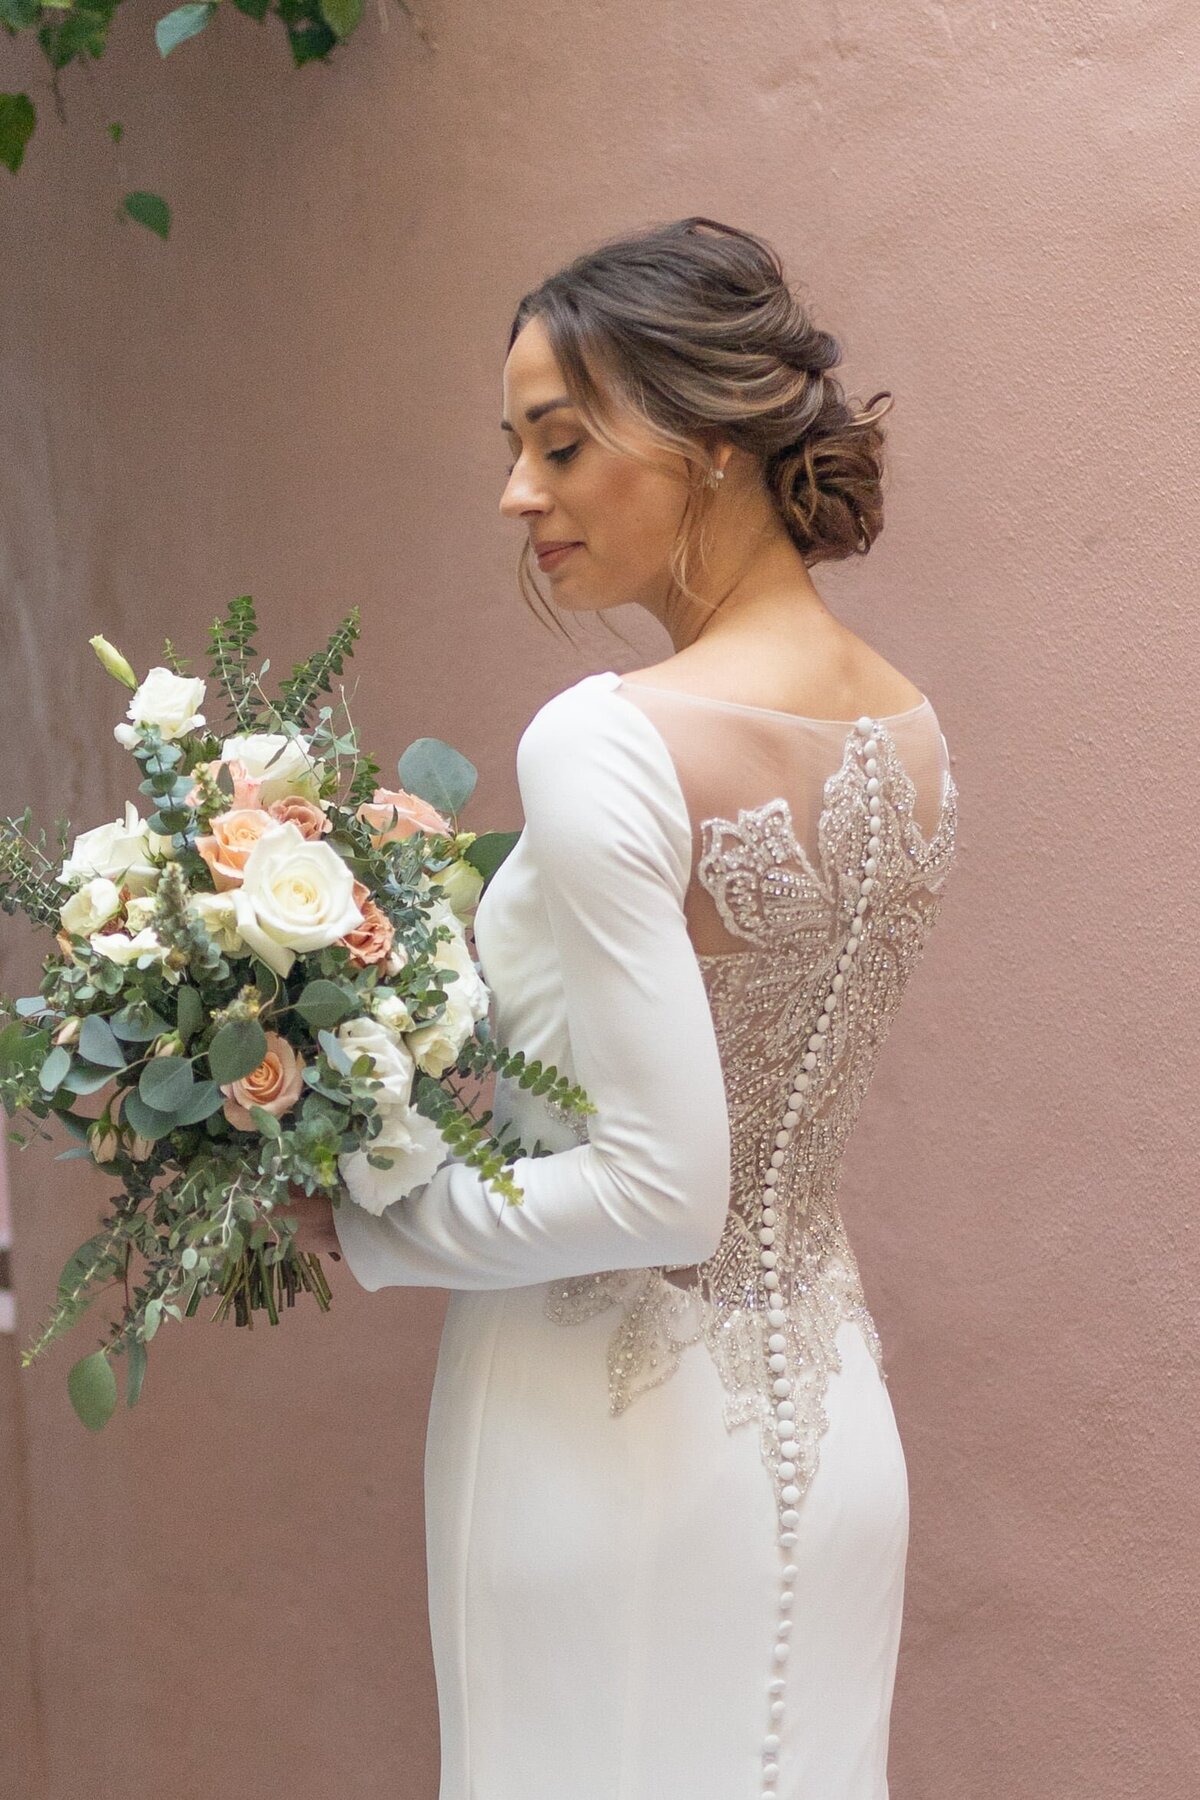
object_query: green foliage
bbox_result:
[206,595,261,731]
[121,190,171,239]
[396,736,477,821]
[275,607,361,727]
[2,0,423,187]
[0,809,69,929]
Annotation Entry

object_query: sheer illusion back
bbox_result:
[544,670,959,1520]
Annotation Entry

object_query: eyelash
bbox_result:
[504,442,581,477]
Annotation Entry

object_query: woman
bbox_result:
[280,216,959,1798]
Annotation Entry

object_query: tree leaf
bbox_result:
[207,1019,267,1086]
[171,1079,224,1125]
[249,1104,282,1138]
[318,0,362,37]
[60,1062,117,1096]
[68,1349,117,1432]
[122,191,171,241]
[0,92,36,176]
[120,1088,180,1142]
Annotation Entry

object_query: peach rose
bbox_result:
[219,1031,305,1132]
[339,879,395,968]
[268,795,331,840]
[196,807,274,891]
[357,785,452,846]
[186,757,263,811]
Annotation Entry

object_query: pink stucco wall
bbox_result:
[2,3,1197,1795]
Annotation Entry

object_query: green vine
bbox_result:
[0,0,436,228]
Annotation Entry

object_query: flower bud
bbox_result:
[152,1032,184,1058]
[88,634,138,691]
[53,1016,81,1047]
[89,1114,120,1164]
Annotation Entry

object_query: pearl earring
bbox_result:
[707,467,725,489]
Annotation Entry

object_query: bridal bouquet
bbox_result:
[0,599,594,1430]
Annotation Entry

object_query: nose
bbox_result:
[498,458,550,519]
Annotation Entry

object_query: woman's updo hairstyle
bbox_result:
[506,215,893,632]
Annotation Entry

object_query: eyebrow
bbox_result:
[499,397,575,432]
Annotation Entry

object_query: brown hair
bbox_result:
[505,215,894,640]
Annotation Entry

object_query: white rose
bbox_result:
[370,988,415,1033]
[434,858,485,924]
[89,927,170,969]
[113,667,206,748]
[406,927,490,1077]
[60,876,122,937]
[59,801,160,896]
[220,732,321,806]
[232,821,362,978]
[187,890,249,956]
[334,1015,416,1112]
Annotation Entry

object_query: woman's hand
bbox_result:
[271,1183,343,1259]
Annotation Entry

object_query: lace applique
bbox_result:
[543,715,957,1460]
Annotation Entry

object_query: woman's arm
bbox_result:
[328,682,731,1293]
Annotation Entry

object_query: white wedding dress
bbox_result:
[332,669,959,1799]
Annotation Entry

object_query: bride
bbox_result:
[278,215,958,1799]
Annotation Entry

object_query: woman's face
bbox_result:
[499,313,697,613]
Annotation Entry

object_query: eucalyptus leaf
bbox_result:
[38,1045,71,1093]
[460,828,519,882]
[249,1104,282,1138]
[61,1062,117,1097]
[170,1080,225,1126]
[110,1005,171,1043]
[318,1029,353,1076]
[58,1233,115,1299]
[67,1349,117,1432]
[139,1055,195,1113]
[395,737,477,820]
[121,1088,180,1142]
[79,1013,126,1069]
[318,0,362,36]
[208,1018,267,1086]
[296,979,355,1030]
[175,984,203,1045]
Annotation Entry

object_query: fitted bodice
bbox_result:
[471,669,958,1502]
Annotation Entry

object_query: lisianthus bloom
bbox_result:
[219,732,320,807]
[113,668,206,748]
[357,785,452,846]
[220,1032,305,1132]
[59,801,159,896]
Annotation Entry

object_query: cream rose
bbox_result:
[219,1032,305,1133]
[195,807,275,890]
[59,802,159,896]
[113,667,206,748]
[231,821,362,978]
[59,876,123,937]
[333,1016,449,1214]
[370,988,416,1033]
[220,732,321,807]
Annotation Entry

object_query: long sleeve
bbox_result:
[331,682,732,1292]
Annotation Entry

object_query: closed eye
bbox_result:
[505,442,581,477]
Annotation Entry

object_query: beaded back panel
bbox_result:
[542,701,959,1508]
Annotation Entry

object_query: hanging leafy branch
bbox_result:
[0,0,436,228]
[275,607,361,727]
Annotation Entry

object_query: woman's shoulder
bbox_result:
[621,628,927,721]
